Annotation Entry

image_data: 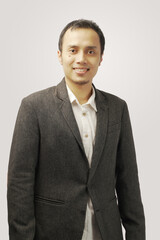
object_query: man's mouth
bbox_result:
[73,68,90,74]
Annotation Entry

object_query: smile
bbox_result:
[73,68,90,74]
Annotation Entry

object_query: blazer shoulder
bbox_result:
[20,86,62,113]
[97,88,126,107]
[22,86,56,104]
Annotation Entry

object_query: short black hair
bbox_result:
[58,19,105,55]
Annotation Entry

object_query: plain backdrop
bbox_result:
[1,0,160,239]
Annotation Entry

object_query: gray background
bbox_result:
[1,0,160,239]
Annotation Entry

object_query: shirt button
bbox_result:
[85,134,88,138]
[82,112,86,116]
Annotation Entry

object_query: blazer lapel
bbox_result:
[56,79,109,177]
[88,88,109,183]
[56,79,86,155]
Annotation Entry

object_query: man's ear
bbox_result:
[99,54,103,66]
[57,50,63,65]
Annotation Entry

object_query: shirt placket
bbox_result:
[81,107,92,166]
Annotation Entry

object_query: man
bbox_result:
[7,19,145,240]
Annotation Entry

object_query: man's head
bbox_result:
[58,19,105,56]
[58,19,105,87]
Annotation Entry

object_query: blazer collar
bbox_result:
[56,78,87,159]
[56,78,69,101]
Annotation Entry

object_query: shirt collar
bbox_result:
[66,83,97,112]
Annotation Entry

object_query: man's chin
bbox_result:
[72,79,90,85]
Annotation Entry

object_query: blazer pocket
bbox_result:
[108,122,121,134]
[35,195,65,206]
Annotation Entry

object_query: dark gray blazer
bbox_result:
[7,78,145,240]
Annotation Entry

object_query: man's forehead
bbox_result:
[65,27,97,35]
[63,28,100,45]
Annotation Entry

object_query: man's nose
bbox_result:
[76,51,87,64]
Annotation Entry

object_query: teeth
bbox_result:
[75,68,88,72]
[76,69,86,72]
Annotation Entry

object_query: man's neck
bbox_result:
[65,80,93,105]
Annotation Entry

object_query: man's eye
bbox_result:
[70,49,76,53]
[88,50,95,54]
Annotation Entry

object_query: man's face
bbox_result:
[58,28,103,86]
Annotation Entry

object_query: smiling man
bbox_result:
[58,27,102,87]
[7,19,145,240]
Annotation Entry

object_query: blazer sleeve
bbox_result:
[116,102,145,240]
[7,98,39,240]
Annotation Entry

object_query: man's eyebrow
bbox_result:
[86,46,97,49]
[67,45,78,48]
[67,45,97,49]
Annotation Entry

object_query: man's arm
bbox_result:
[116,102,145,240]
[7,98,39,240]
